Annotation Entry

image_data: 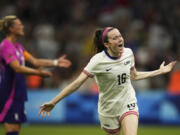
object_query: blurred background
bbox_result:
[0,0,180,135]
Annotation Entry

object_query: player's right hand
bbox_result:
[39,102,55,118]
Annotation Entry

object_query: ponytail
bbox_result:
[93,27,114,53]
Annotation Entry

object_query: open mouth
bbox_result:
[118,44,123,48]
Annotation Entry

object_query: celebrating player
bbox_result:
[0,15,71,135]
[39,27,176,135]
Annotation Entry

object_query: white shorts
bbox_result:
[99,102,139,130]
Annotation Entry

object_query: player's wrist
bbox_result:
[50,101,56,106]
[157,69,164,75]
[53,59,58,66]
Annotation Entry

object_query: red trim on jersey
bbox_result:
[83,70,94,78]
[120,111,138,122]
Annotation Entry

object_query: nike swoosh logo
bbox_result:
[106,68,112,71]
[124,61,130,65]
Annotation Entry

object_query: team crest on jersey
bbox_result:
[124,60,130,65]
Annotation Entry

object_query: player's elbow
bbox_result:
[70,80,82,90]
[74,77,87,90]
[10,63,22,73]
[10,61,24,73]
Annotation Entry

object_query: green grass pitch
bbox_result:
[0,124,180,135]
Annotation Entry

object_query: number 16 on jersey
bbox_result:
[117,73,126,85]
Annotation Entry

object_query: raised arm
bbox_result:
[130,61,176,81]
[39,72,89,117]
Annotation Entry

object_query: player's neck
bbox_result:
[6,35,17,44]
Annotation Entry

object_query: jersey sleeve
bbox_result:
[1,43,17,64]
[83,55,99,78]
[24,51,31,61]
[130,49,135,69]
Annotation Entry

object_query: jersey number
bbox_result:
[117,73,126,85]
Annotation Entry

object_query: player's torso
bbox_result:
[0,39,25,66]
[94,49,137,116]
[9,42,27,101]
[0,40,27,101]
[94,49,133,96]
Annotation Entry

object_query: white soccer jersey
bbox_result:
[83,48,137,117]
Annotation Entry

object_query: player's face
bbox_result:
[105,28,124,57]
[10,19,24,36]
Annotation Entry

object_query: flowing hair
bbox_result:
[0,15,17,42]
[93,27,114,53]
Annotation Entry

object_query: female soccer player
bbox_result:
[39,27,176,135]
[0,15,71,135]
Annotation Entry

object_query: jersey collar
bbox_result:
[104,49,122,60]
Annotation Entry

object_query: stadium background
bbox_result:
[0,0,180,135]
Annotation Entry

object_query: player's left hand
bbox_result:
[39,102,55,118]
[160,61,177,74]
[57,54,72,68]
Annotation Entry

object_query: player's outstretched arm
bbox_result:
[39,72,88,118]
[131,61,176,81]
[26,52,71,68]
[9,60,52,77]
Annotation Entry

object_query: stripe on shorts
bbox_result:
[0,80,15,122]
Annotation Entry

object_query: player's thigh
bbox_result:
[4,123,21,132]
[2,101,25,132]
[3,101,26,123]
[121,114,138,135]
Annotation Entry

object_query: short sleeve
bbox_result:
[0,42,17,64]
[83,56,99,78]
[130,49,135,69]
[24,51,31,61]
[131,54,135,67]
